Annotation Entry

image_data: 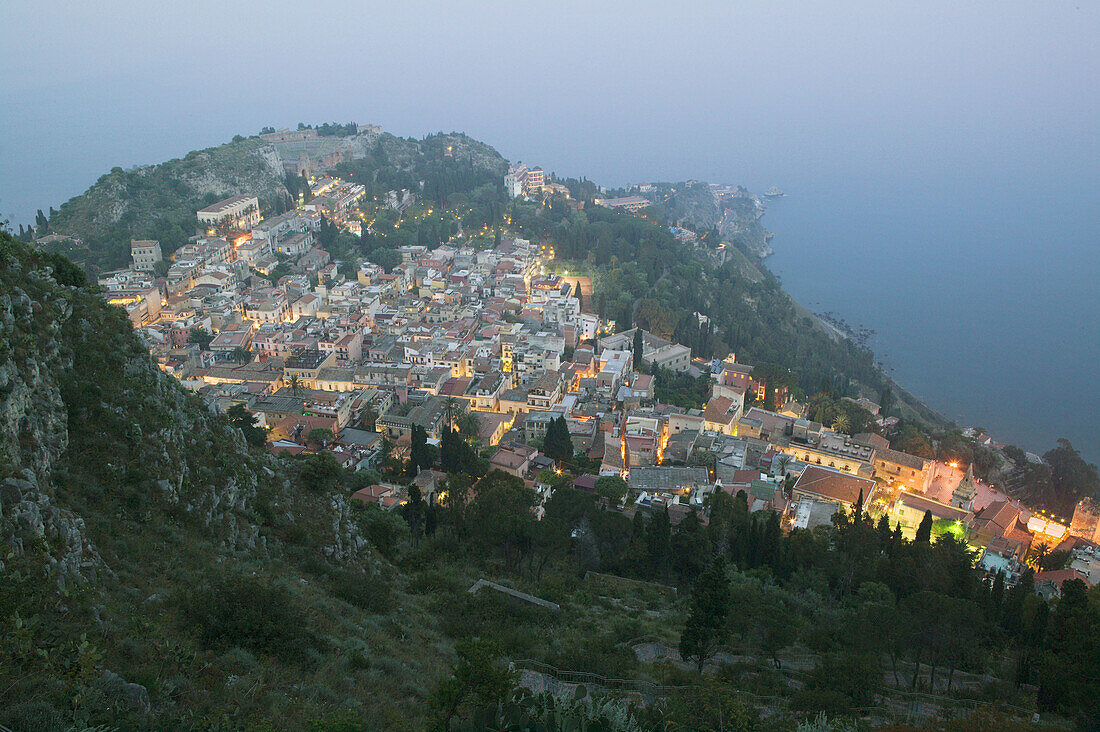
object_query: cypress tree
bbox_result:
[915,510,933,543]
[543,416,573,462]
[679,555,731,672]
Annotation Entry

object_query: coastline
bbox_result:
[753,196,953,429]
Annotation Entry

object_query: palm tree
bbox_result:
[832,412,851,434]
[289,374,302,396]
[776,454,791,478]
[442,396,460,429]
[454,411,481,441]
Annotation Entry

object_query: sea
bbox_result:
[761,172,1099,463]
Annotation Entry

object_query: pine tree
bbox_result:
[915,509,933,543]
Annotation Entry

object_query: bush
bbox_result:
[176,570,317,660]
[792,652,882,713]
[0,701,67,732]
[328,567,393,613]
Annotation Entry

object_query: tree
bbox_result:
[297,452,342,492]
[594,475,628,506]
[230,346,251,363]
[467,470,537,564]
[307,428,333,447]
[632,327,645,370]
[288,374,302,395]
[225,404,267,447]
[679,555,731,671]
[915,509,933,543]
[453,410,481,442]
[402,484,427,544]
[369,247,402,272]
[429,640,517,730]
[408,424,435,475]
[1043,439,1099,513]
[188,327,214,350]
[440,427,483,475]
[543,416,573,462]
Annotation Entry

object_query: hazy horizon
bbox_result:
[1,1,1096,459]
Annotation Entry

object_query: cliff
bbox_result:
[660,183,773,258]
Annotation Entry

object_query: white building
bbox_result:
[197,195,260,232]
[130,239,162,272]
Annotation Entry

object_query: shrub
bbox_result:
[328,567,393,613]
[176,570,317,660]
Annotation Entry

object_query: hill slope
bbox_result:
[0,233,445,729]
[42,128,506,274]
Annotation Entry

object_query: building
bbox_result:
[788,466,876,528]
[284,349,336,383]
[1070,498,1100,543]
[197,195,260,232]
[891,491,971,539]
[130,239,162,271]
[951,464,978,510]
[703,396,741,436]
[628,466,710,496]
[593,196,651,213]
[872,447,932,492]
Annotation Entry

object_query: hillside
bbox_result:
[40,128,506,274]
[0,232,673,730]
[0,233,444,728]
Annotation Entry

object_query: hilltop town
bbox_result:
[88,132,1099,600]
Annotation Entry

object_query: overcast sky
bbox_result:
[1,1,1096,223]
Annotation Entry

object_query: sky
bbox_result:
[3,1,1095,223]
[1,1,1097,458]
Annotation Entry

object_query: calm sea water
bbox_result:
[762,173,1099,463]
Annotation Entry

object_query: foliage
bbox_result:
[428,639,516,730]
[594,475,629,505]
[543,415,574,462]
[226,403,267,447]
[175,570,317,660]
[187,326,213,350]
[679,555,731,671]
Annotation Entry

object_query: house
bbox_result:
[891,491,971,539]
[788,466,876,528]
[490,445,534,477]
[351,484,407,511]
[130,239,162,271]
[872,447,932,493]
[628,466,710,497]
[1035,569,1092,600]
[471,411,513,446]
[703,396,741,435]
[969,500,1023,546]
[197,195,260,232]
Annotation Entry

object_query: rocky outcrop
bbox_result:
[1,235,373,593]
[0,472,109,589]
